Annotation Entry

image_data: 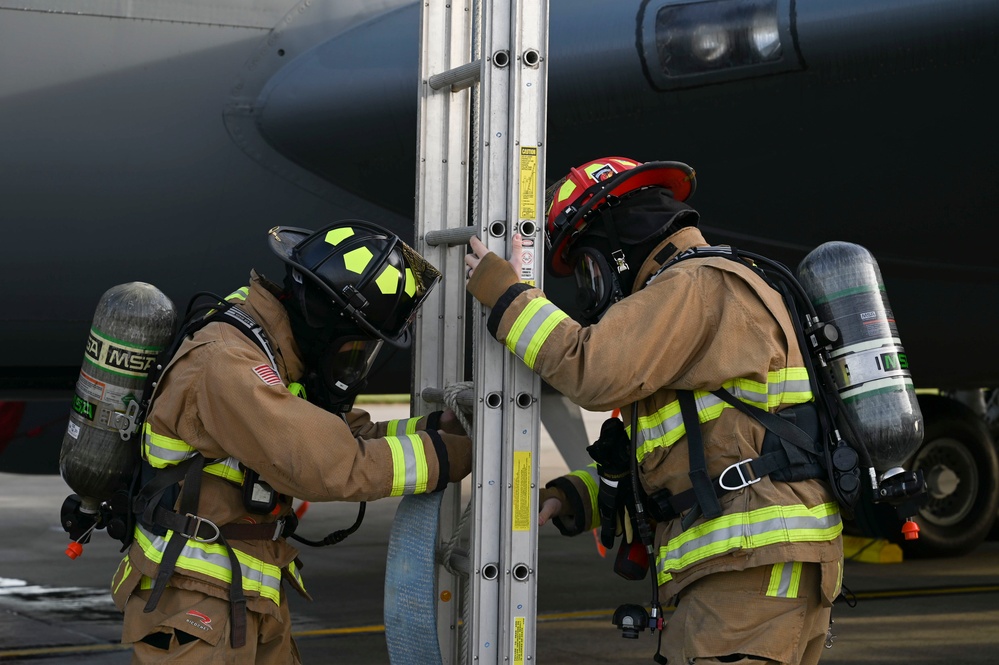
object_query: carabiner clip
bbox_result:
[718,459,761,491]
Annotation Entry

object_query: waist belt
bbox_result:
[148,506,294,543]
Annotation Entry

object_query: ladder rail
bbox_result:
[412,0,549,662]
[413,0,474,661]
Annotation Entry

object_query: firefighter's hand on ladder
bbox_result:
[537,486,565,527]
[465,234,523,279]
[437,408,468,436]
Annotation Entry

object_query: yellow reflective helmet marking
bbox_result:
[325,227,355,246]
[344,246,374,274]
[556,180,577,204]
[404,268,416,298]
[376,265,401,295]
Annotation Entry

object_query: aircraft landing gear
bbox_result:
[900,394,999,558]
[849,393,999,557]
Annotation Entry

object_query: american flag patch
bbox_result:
[252,364,282,386]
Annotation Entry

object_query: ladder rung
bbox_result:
[422,387,475,408]
[425,227,478,247]
[428,60,482,92]
[443,548,471,576]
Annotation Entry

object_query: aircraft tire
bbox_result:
[846,394,999,557]
[898,395,999,558]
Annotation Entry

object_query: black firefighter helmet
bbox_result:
[267,221,441,410]
[268,220,441,347]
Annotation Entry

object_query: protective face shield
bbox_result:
[568,245,625,323]
[312,335,384,408]
[288,304,386,413]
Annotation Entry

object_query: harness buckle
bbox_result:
[718,459,761,491]
[183,513,220,544]
[272,519,285,541]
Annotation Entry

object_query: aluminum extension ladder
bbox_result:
[410,0,550,662]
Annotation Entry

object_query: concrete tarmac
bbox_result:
[1,404,997,664]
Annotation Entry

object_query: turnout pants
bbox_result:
[661,562,832,665]
[121,586,301,665]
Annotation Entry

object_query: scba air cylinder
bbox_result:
[796,242,923,471]
[60,282,176,510]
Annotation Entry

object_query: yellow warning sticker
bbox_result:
[513,451,532,531]
[519,147,537,220]
[514,616,525,665]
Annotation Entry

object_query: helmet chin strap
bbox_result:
[598,206,635,295]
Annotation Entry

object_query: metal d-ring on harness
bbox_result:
[127,292,365,648]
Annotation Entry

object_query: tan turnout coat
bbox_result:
[467,227,843,604]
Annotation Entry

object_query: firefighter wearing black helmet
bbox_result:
[111,221,472,664]
[465,157,843,665]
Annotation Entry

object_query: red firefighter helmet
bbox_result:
[545,157,696,276]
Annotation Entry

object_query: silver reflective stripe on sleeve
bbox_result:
[505,298,569,370]
[387,417,421,437]
[385,434,431,496]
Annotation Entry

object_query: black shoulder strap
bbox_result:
[711,388,818,455]
[677,390,722,528]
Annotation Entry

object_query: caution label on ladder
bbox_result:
[519,147,537,219]
[519,147,538,286]
[514,616,526,665]
[513,451,533,531]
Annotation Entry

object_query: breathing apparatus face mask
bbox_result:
[315,336,383,403]
[298,329,384,414]
[563,189,701,324]
[286,271,384,412]
[567,245,625,324]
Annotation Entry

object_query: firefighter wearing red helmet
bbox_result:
[111,220,472,663]
[467,157,843,665]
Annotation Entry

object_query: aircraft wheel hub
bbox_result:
[913,436,978,527]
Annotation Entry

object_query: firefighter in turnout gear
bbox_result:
[111,221,472,663]
[465,157,844,665]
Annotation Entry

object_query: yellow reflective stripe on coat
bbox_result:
[568,464,600,529]
[287,559,307,593]
[387,417,421,437]
[505,298,569,370]
[143,423,246,484]
[204,457,245,484]
[766,561,803,598]
[385,434,430,496]
[655,502,841,586]
[143,422,198,468]
[632,370,813,463]
[134,525,284,605]
[113,557,133,595]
